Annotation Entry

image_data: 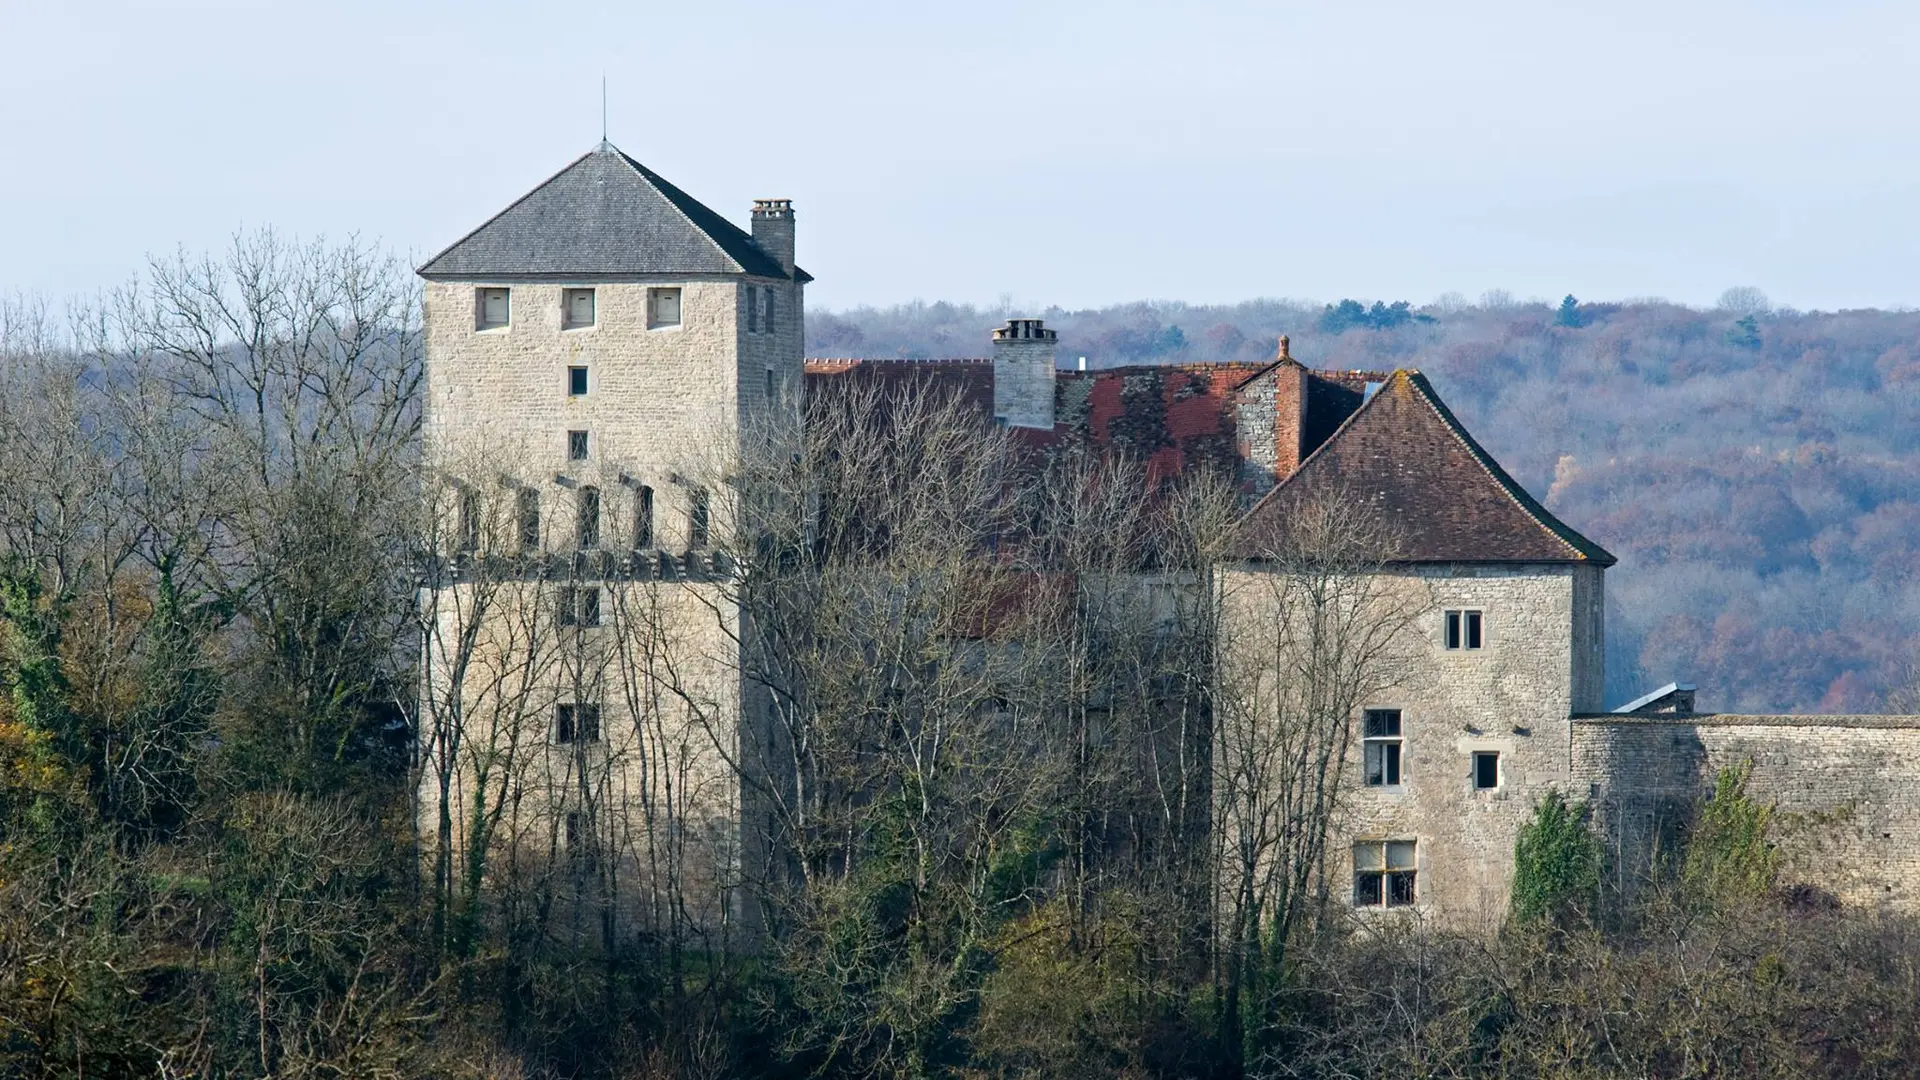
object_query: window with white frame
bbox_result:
[1363,708,1403,786]
[649,287,682,328]
[562,288,595,329]
[1444,609,1485,650]
[475,287,510,330]
[1354,839,1418,907]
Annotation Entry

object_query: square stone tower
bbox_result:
[413,143,807,947]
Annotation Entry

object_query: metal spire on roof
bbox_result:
[598,76,612,152]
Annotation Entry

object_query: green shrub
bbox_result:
[1511,789,1602,925]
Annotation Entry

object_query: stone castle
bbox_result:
[414,143,1920,940]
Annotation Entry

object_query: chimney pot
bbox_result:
[991,318,1058,429]
[1277,334,1291,361]
[750,199,797,274]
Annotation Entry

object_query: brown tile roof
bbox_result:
[1238,370,1616,566]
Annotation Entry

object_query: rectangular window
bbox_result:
[457,487,480,553]
[568,430,589,461]
[1473,751,1500,791]
[764,288,776,334]
[688,486,710,549]
[475,287,510,330]
[1444,609,1485,650]
[555,703,601,745]
[765,368,776,401]
[555,586,602,628]
[746,285,759,332]
[577,486,601,550]
[562,288,595,329]
[517,487,541,553]
[568,366,588,396]
[649,287,682,329]
[1354,839,1418,908]
[634,485,654,549]
[1363,708,1403,787]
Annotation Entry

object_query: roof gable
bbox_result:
[418,144,805,281]
[1239,370,1615,565]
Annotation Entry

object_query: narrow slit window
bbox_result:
[568,430,589,461]
[746,285,759,332]
[517,488,541,553]
[457,487,480,552]
[764,288,776,333]
[689,487,710,549]
[568,366,588,397]
[1363,708,1403,787]
[634,485,654,549]
[577,486,601,550]
[765,368,776,401]
[1473,751,1500,791]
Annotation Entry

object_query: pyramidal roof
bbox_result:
[418,143,808,282]
[1239,369,1615,565]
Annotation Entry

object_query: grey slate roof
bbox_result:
[418,143,809,282]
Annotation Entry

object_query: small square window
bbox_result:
[568,430,589,461]
[649,287,682,329]
[556,586,601,628]
[568,366,588,397]
[562,288,595,329]
[1473,751,1500,791]
[1354,839,1418,908]
[1444,609,1485,651]
[555,703,601,744]
[476,287,510,330]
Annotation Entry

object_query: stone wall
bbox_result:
[1216,562,1592,932]
[425,276,799,552]
[1573,715,1920,911]
[416,576,750,945]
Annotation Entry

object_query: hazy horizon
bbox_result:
[5,0,1919,313]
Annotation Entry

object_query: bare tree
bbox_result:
[1211,488,1418,1071]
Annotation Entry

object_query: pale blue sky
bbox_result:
[3,0,1918,311]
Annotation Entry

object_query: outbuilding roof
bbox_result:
[1237,369,1616,566]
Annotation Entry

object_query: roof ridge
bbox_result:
[609,150,743,275]
[1404,371,1615,566]
[417,148,598,275]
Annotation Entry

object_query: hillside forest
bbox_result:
[810,290,1920,714]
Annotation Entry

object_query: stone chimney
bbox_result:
[751,199,796,274]
[992,318,1057,429]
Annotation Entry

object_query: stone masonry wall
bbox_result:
[1217,562,1591,932]
[1573,716,1920,911]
